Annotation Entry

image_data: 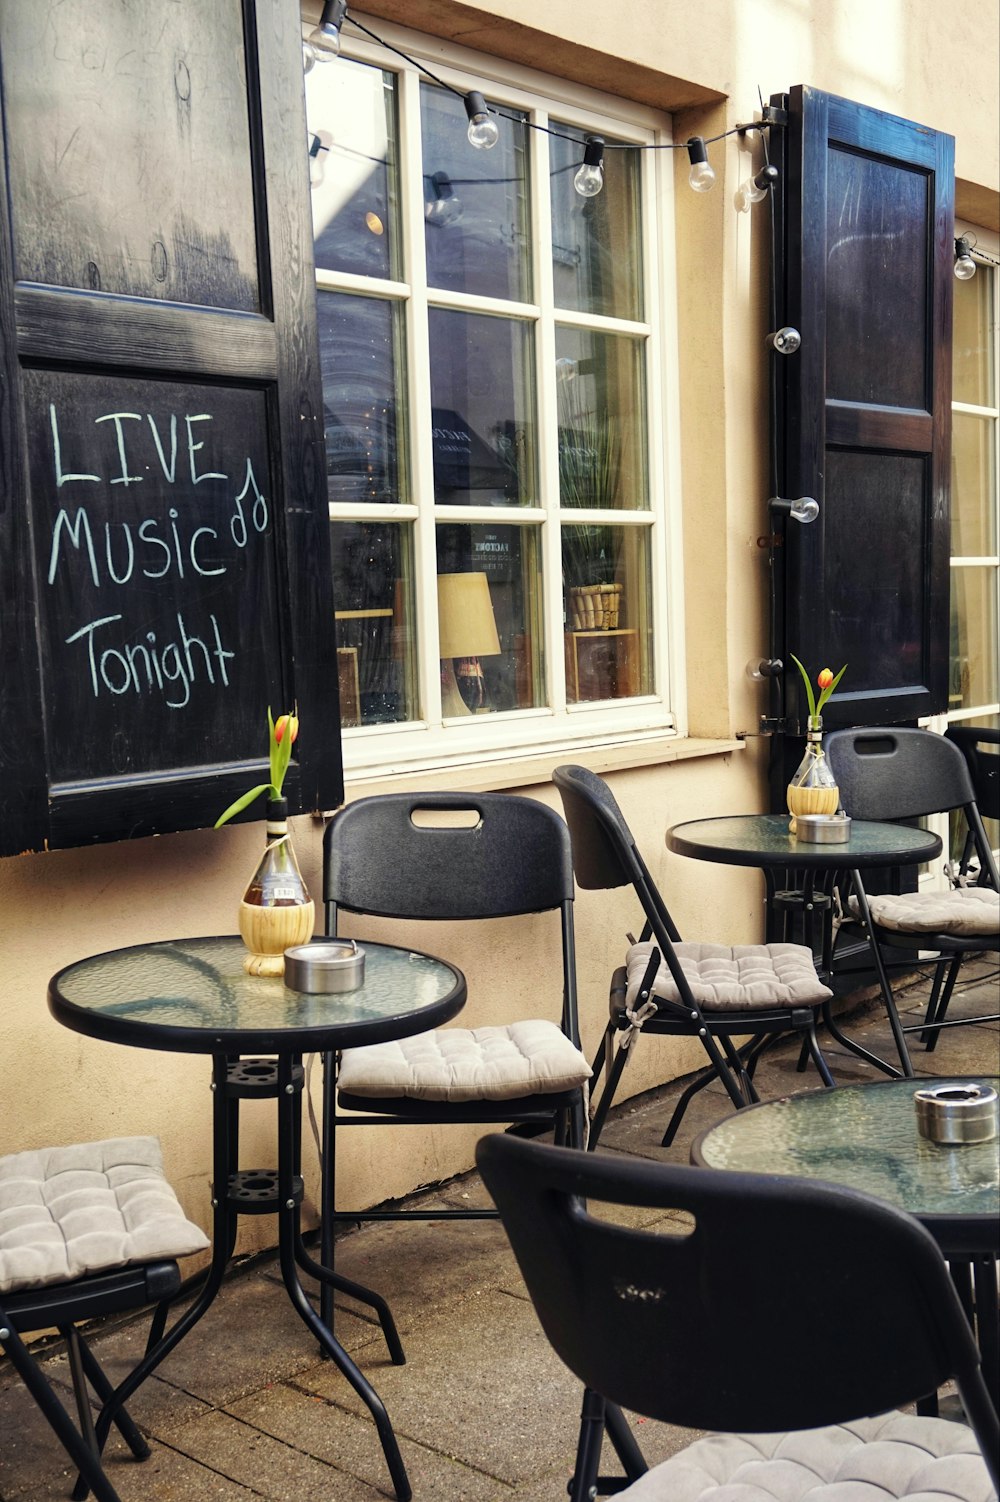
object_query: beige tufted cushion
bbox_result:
[0,1137,209,1296]
[625,941,833,1014]
[337,1021,592,1102]
[851,886,999,937]
[614,1413,995,1502]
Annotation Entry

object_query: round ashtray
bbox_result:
[794,813,852,844]
[914,1082,999,1145]
[284,940,365,994]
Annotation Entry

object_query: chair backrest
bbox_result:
[947,725,1000,821]
[476,1132,999,1479]
[824,726,975,820]
[324,791,574,923]
[552,765,681,946]
[825,727,998,887]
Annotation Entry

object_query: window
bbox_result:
[305,32,678,777]
[923,228,999,877]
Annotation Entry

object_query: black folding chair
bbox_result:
[826,727,999,1062]
[477,1132,1000,1502]
[947,725,1000,881]
[318,792,590,1322]
[552,765,834,1148]
[0,1137,208,1502]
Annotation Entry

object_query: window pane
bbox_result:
[556,328,648,510]
[549,129,642,320]
[953,267,995,408]
[563,525,652,701]
[332,521,417,725]
[429,309,535,504]
[318,292,406,505]
[952,411,997,556]
[308,60,399,279]
[436,525,544,712]
[950,568,999,711]
[420,84,529,302]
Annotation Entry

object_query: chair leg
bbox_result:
[920,955,963,1051]
[846,872,914,1077]
[588,1040,632,1150]
[569,1387,608,1502]
[660,1066,720,1148]
[0,1321,124,1502]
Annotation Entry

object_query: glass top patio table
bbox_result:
[667,813,942,870]
[48,934,466,1054]
[692,1077,1000,1256]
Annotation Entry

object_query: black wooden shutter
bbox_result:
[0,0,341,855]
[768,85,955,775]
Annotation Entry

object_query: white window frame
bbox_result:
[309,18,686,784]
[922,221,999,885]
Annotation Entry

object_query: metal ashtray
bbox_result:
[794,813,852,844]
[284,940,365,994]
[914,1082,999,1145]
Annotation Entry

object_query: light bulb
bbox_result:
[425,171,463,226]
[767,326,802,355]
[574,135,605,198]
[308,0,347,60]
[464,91,499,150]
[954,237,977,279]
[302,38,316,73]
[686,136,715,193]
[308,131,332,189]
[735,163,778,211]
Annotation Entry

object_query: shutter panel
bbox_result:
[0,0,341,854]
[769,85,955,756]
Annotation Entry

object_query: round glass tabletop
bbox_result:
[692,1077,999,1250]
[49,935,466,1054]
[668,813,942,869]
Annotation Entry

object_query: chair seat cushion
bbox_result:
[854,885,999,937]
[625,941,833,1013]
[0,1137,209,1296]
[614,1413,994,1502]
[337,1021,592,1102]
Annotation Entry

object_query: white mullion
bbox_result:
[424,288,540,321]
[314,268,410,299]
[552,307,651,338]
[435,504,544,525]
[397,62,441,728]
[327,503,419,523]
[647,125,681,722]
[531,109,567,712]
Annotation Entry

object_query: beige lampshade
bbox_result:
[437,572,501,659]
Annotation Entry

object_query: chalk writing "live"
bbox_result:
[47,404,266,709]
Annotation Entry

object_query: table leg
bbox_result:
[276,1054,411,1502]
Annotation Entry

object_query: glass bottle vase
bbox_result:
[238,798,315,976]
[787,718,840,833]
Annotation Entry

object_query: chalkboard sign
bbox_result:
[0,0,342,855]
[28,372,283,783]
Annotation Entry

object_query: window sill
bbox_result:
[326,733,744,806]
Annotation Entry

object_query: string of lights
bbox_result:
[301,1,783,200]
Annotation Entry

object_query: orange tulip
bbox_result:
[817,668,834,690]
[275,714,299,745]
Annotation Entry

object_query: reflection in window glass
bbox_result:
[317,292,406,505]
[952,411,997,556]
[556,328,647,511]
[420,84,529,302]
[562,525,651,701]
[949,567,998,711]
[953,269,995,408]
[307,60,398,279]
[549,130,642,320]
[331,521,417,726]
[429,308,535,505]
[436,524,544,713]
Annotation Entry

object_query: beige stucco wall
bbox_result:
[3,0,997,1254]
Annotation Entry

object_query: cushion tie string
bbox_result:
[621,998,657,1056]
